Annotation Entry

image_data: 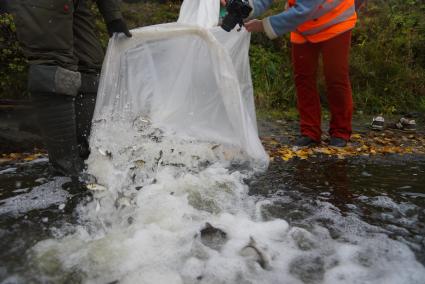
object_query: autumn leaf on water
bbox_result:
[23,154,44,161]
[1,152,46,164]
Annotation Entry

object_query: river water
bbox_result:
[1,120,425,284]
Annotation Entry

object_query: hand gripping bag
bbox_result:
[90,0,269,170]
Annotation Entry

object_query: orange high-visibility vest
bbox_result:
[287,0,357,43]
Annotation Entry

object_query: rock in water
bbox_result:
[200,222,227,251]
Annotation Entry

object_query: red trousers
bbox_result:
[292,30,353,142]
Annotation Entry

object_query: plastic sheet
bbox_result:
[92,0,268,168]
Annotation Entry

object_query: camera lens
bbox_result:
[221,14,238,32]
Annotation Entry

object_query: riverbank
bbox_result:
[1,105,424,160]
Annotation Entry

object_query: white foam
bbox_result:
[0,167,17,174]
[28,121,425,283]
[0,177,70,217]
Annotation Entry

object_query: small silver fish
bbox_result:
[115,196,131,209]
[134,160,145,168]
[239,237,271,270]
[98,148,112,158]
[86,183,107,191]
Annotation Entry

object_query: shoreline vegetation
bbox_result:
[1,0,424,115]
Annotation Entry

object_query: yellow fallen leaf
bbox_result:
[315,147,333,155]
[23,154,42,161]
[282,153,294,161]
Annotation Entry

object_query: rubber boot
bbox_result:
[75,73,99,160]
[32,93,83,177]
[28,65,83,178]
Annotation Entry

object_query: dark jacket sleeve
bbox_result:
[96,0,122,23]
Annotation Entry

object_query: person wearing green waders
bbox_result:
[7,0,132,178]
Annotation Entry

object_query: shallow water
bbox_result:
[249,157,425,264]
[1,129,425,283]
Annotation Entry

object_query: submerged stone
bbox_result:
[200,222,227,251]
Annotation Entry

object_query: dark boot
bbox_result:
[32,93,83,177]
[75,73,99,160]
[28,65,83,178]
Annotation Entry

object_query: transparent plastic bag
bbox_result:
[92,0,268,169]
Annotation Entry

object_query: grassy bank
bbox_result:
[1,0,424,115]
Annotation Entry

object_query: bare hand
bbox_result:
[220,0,227,6]
[244,19,264,33]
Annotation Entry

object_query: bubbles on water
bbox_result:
[18,119,425,284]
[0,167,17,174]
[0,177,70,217]
[289,255,325,284]
[35,177,48,184]
[289,227,317,251]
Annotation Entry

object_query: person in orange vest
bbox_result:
[243,0,358,147]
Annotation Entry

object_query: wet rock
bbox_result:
[200,222,227,251]
[239,237,271,270]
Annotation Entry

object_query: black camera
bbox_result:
[221,0,253,32]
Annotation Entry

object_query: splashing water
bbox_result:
[16,118,424,284]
